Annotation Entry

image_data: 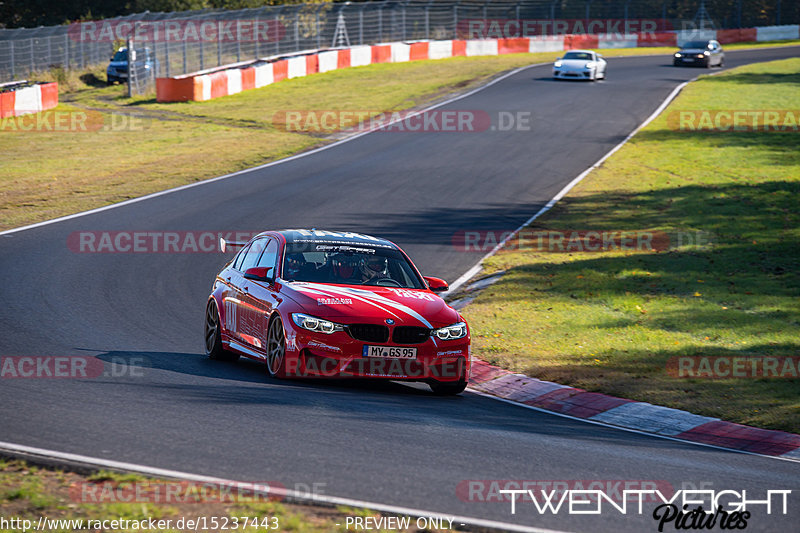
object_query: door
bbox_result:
[240,238,280,354]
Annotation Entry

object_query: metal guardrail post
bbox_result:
[295,10,299,51]
[453,2,460,40]
[254,14,260,58]
[402,1,407,41]
[127,36,133,98]
[425,1,431,39]
[217,20,223,66]
[275,6,283,56]
[359,5,364,45]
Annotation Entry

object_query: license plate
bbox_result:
[363,345,417,359]
[683,58,695,62]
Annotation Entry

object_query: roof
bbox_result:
[278,229,397,249]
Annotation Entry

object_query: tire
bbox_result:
[266,316,287,378]
[429,379,468,396]
[205,300,239,361]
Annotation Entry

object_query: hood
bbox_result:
[678,48,706,55]
[281,281,461,328]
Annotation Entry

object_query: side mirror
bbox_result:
[555,56,561,61]
[244,266,273,282]
[424,276,449,293]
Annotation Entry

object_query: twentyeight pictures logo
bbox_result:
[493,487,791,531]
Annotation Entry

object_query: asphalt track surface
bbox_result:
[2,47,799,532]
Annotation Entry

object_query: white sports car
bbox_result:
[552,50,607,81]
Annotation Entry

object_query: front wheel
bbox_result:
[205,300,239,361]
[266,316,287,378]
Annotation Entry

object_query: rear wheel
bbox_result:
[205,300,239,361]
[266,316,287,378]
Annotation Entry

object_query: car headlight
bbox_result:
[585,61,596,68]
[703,51,710,55]
[554,61,562,68]
[292,313,343,334]
[432,322,468,341]
[674,53,682,57]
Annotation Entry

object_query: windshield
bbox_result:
[282,242,425,289]
[112,50,128,62]
[682,41,710,49]
[563,52,593,60]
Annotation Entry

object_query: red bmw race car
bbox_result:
[204,229,471,395]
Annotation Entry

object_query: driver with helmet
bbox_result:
[330,253,361,284]
[359,255,390,284]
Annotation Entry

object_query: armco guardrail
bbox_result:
[155,24,799,103]
[0,81,59,118]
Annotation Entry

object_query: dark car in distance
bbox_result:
[673,39,724,68]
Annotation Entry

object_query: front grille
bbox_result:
[346,324,389,343]
[392,326,431,345]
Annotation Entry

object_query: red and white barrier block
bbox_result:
[0,82,59,119]
[156,24,799,103]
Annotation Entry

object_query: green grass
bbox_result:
[0,460,424,533]
[461,58,800,433]
[2,40,796,232]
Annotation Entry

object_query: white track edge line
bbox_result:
[445,78,690,295]
[465,389,800,464]
[446,46,800,294]
[0,440,569,533]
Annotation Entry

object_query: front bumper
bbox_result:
[284,323,471,383]
[674,56,708,66]
[553,68,594,79]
